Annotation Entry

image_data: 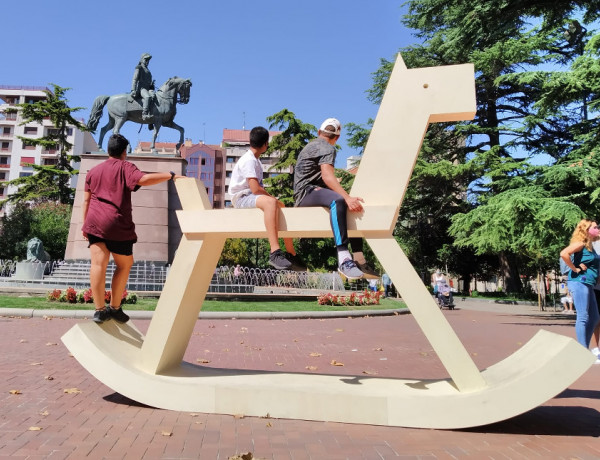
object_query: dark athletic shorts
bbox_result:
[87,234,135,256]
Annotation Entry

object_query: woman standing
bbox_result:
[560,219,600,358]
[82,133,182,324]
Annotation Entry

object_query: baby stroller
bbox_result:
[436,284,455,310]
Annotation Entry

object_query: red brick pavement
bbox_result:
[1,305,599,459]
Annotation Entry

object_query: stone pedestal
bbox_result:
[64,153,187,264]
[14,261,46,280]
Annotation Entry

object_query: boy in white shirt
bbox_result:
[229,126,303,270]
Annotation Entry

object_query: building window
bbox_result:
[226,171,232,178]
[201,158,206,166]
[189,157,198,166]
[226,157,235,163]
[19,172,33,177]
[0,157,10,166]
[24,126,38,135]
[43,158,58,166]
[1,142,9,151]
[20,156,35,166]
[66,128,73,136]
[2,127,10,135]
[22,142,36,150]
[0,172,6,180]
[0,187,4,196]
[225,200,232,207]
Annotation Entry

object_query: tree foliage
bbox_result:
[353,0,600,293]
[2,84,87,206]
[0,202,70,260]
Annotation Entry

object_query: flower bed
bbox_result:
[317,289,381,307]
[46,288,137,305]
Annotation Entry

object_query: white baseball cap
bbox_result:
[319,118,341,136]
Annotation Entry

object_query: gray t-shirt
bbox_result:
[293,137,336,205]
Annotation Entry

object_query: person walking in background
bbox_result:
[431,269,446,295]
[82,133,183,324]
[560,219,600,362]
[382,272,392,298]
[591,240,600,361]
[560,287,575,314]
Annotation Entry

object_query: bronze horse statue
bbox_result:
[87,77,192,154]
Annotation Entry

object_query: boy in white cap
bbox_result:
[293,118,365,279]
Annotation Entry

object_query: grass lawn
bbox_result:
[0,295,405,312]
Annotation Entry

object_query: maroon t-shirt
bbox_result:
[82,158,145,241]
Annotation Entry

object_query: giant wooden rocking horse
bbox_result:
[62,56,595,429]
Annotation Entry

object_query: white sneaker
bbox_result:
[592,347,600,357]
[595,358,600,365]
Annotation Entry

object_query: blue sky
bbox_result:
[3,0,415,167]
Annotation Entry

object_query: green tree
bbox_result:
[0,203,33,260]
[3,84,87,206]
[30,202,72,260]
[264,109,316,205]
[360,0,600,292]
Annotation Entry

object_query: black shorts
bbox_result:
[87,234,135,256]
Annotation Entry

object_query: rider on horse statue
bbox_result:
[130,53,155,120]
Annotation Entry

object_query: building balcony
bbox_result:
[0,163,11,169]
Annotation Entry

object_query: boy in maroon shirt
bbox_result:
[82,134,182,323]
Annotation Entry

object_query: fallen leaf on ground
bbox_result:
[20,339,27,343]
[330,360,344,366]
[233,414,245,419]
[335,329,344,332]
[161,431,172,437]
[419,352,428,357]
[309,352,322,357]
[189,413,199,417]
[44,376,54,381]
[46,342,57,346]
[228,453,253,460]
[30,362,43,366]
[28,426,42,431]
[362,370,378,375]
[275,362,284,366]
[39,411,49,416]
[9,390,22,395]
[196,359,210,364]
[63,388,81,394]
[222,348,230,352]
[373,347,383,351]
[305,366,318,371]
[266,422,272,427]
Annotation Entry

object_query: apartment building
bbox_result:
[222,128,287,207]
[0,85,97,214]
[133,140,225,209]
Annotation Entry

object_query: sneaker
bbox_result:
[93,308,111,324]
[595,358,600,365]
[356,262,378,279]
[269,249,292,270]
[592,347,600,357]
[109,306,130,323]
[286,253,308,271]
[338,258,364,280]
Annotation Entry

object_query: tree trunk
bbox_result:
[499,251,522,293]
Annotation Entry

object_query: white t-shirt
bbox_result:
[229,150,263,204]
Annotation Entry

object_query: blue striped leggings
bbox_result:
[297,187,362,251]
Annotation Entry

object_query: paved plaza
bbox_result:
[1,299,599,459]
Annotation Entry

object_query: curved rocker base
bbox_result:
[61,321,595,429]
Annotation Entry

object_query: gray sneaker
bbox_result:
[269,249,292,270]
[338,258,364,280]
